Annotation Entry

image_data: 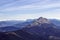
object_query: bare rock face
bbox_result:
[36,17,50,24]
[30,17,51,26]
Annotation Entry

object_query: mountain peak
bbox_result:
[29,17,51,27]
[36,17,50,24]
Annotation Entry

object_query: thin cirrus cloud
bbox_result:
[1,0,60,11]
[1,2,60,11]
[0,0,60,20]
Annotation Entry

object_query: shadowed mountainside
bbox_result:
[0,17,60,40]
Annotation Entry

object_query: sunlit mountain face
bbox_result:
[0,0,60,20]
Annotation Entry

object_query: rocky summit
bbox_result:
[27,17,51,27]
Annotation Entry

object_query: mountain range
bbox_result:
[0,17,60,40]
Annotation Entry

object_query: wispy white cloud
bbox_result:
[1,1,60,11]
[0,0,60,20]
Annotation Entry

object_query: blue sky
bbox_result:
[0,0,60,21]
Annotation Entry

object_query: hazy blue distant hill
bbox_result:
[0,20,25,32]
[14,19,34,28]
[50,19,60,26]
[0,26,19,32]
[0,20,24,27]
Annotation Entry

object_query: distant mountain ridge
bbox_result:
[0,17,60,40]
[0,26,19,32]
[0,20,21,27]
[50,19,60,26]
[0,17,60,32]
